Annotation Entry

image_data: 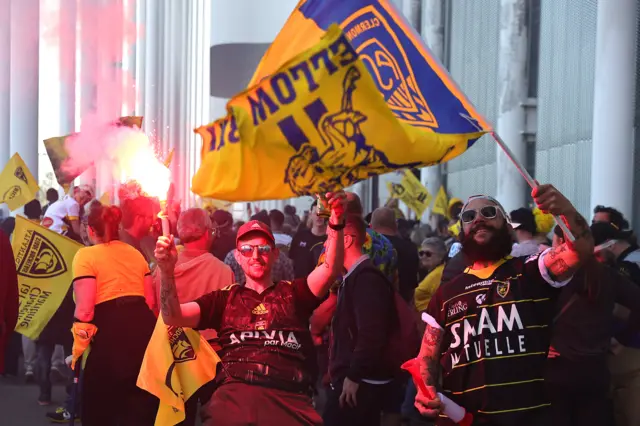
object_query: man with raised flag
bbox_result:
[414,185,594,426]
[155,191,346,425]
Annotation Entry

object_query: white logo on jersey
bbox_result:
[228,330,301,350]
[447,301,467,318]
[475,293,487,305]
[448,304,527,367]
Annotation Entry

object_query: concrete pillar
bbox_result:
[59,0,76,136]
[79,0,99,188]
[495,0,528,213]
[421,0,445,221]
[590,0,637,219]
[9,0,39,181]
[0,0,10,167]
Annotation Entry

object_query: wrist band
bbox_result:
[328,221,345,231]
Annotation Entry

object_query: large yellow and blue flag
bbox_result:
[193,0,490,201]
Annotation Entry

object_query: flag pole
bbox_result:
[490,131,575,242]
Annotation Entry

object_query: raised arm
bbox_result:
[307,192,346,298]
[533,184,594,282]
[155,235,201,327]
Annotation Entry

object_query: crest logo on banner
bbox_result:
[343,7,437,129]
[16,231,68,279]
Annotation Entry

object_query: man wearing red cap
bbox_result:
[156,191,346,425]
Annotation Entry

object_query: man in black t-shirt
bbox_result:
[414,186,594,426]
[155,192,347,426]
[289,200,327,279]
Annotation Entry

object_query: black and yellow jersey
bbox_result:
[426,251,567,426]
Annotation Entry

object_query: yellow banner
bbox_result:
[432,186,449,218]
[12,216,83,339]
[193,25,485,201]
[387,170,431,217]
[0,154,40,212]
[137,317,220,426]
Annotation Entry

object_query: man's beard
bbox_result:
[461,223,514,262]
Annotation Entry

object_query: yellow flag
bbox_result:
[12,216,83,339]
[118,116,144,129]
[387,170,432,217]
[137,317,221,426]
[0,154,40,211]
[193,25,486,201]
[432,186,449,217]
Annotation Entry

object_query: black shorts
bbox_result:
[201,381,322,426]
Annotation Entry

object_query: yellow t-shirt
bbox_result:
[414,263,445,312]
[73,240,150,305]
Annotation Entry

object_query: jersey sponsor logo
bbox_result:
[3,185,21,201]
[14,166,28,184]
[447,300,467,318]
[228,330,302,350]
[449,304,526,367]
[299,241,307,247]
[475,293,487,305]
[251,303,269,315]
[496,280,510,298]
[41,217,53,229]
[464,279,493,290]
[16,230,67,279]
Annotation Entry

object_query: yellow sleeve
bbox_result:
[414,264,445,312]
[73,248,96,280]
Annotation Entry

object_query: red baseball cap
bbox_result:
[236,220,275,246]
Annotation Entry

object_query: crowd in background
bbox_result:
[0,184,639,426]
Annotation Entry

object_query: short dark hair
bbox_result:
[121,196,155,229]
[268,209,285,228]
[24,199,42,220]
[46,188,59,203]
[251,211,271,228]
[345,214,367,245]
[593,205,629,230]
[510,208,537,235]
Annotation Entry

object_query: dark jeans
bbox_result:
[545,356,614,426]
[35,340,57,401]
[3,332,22,376]
[401,379,435,425]
[323,381,393,426]
[179,380,216,426]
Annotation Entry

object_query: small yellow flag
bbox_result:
[0,154,40,211]
[137,317,221,426]
[12,216,83,339]
[432,186,449,218]
[386,170,432,218]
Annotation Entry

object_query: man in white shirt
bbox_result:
[41,185,94,242]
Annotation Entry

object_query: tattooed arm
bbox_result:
[415,314,444,417]
[307,192,346,298]
[155,236,201,327]
[533,184,594,282]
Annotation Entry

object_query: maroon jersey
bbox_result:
[195,278,320,393]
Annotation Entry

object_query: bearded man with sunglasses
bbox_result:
[155,191,346,426]
[414,185,594,426]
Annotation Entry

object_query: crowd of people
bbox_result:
[0,182,639,426]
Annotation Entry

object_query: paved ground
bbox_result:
[0,375,70,426]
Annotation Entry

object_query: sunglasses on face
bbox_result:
[238,244,272,257]
[419,250,433,258]
[460,206,498,223]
